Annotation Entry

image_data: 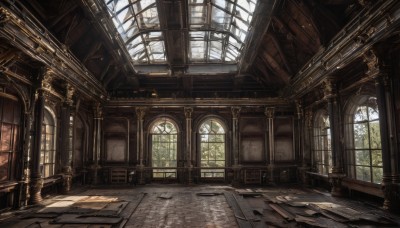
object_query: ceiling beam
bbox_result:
[261,52,290,84]
[267,33,293,75]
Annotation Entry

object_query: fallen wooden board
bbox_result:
[196,192,222,196]
[269,203,295,221]
[51,214,123,224]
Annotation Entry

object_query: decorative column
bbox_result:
[18,109,34,207]
[265,107,275,183]
[92,103,102,184]
[364,50,398,210]
[184,107,193,184]
[324,79,345,196]
[231,107,241,186]
[61,84,74,193]
[30,68,52,204]
[296,101,309,185]
[135,107,146,184]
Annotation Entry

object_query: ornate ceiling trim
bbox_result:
[288,0,400,98]
[106,97,289,108]
[0,2,107,101]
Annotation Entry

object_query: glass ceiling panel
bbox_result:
[104,0,258,72]
[189,0,258,63]
[105,0,166,64]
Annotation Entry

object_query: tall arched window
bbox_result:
[313,110,332,175]
[347,97,382,184]
[150,118,177,178]
[0,96,21,182]
[40,108,56,178]
[199,119,225,178]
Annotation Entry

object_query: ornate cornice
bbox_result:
[288,0,400,98]
[106,97,289,108]
[0,3,107,101]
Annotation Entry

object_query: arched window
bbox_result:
[150,118,178,178]
[313,110,332,175]
[347,97,382,184]
[40,108,56,178]
[199,119,225,178]
[0,96,21,182]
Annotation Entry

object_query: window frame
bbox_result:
[313,109,332,175]
[40,107,57,178]
[345,96,383,184]
[198,118,227,179]
[149,117,179,179]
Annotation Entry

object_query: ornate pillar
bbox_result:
[92,103,102,184]
[135,107,146,184]
[265,107,275,183]
[324,79,345,196]
[364,50,399,210]
[296,101,310,184]
[30,68,52,204]
[231,107,241,185]
[61,84,74,193]
[184,107,193,184]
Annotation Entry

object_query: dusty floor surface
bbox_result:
[0,184,399,227]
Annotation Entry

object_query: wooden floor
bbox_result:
[0,184,399,227]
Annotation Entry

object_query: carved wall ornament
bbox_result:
[135,107,147,120]
[41,67,54,91]
[231,106,241,119]
[66,83,75,105]
[296,100,303,119]
[322,79,336,99]
[184,107,193,119]
[363,49,380,77]
[305,110,313,129]
[264,107,275,119]
[94,103,103,119]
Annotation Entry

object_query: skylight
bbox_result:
[188,0,258,63]
[105,0,166,64]
[104,0,258,72]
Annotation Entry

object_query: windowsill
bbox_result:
[342,178,383,197]
[0,181,18,193]
[306,171,329,179]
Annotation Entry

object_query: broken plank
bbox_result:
[269,203,295,221]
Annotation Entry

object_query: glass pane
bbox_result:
[137,7,159,29]
[211,6,230,30]
[354,106,368,122]
[355,150,370,166]
[1,124,12,151]
[354,123,369,149]
[371,150,382,166]
[190,40,206,60]
[356,166,371,182]
[369,120,381,149]
[190,5,206,24]
[372,167,383,184]
[0,153,10,181]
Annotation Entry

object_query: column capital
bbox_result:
[93,103,103,119]
[322,78,337,100]
[135,107,147,120]
[184,107,193,119]
[296,100,303,119]
[264,107,274,118]
[65,83,75,106]
[363,49,387,79]
[231,106,241,119]
[305,110,313,130]
[39,67,55,91]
